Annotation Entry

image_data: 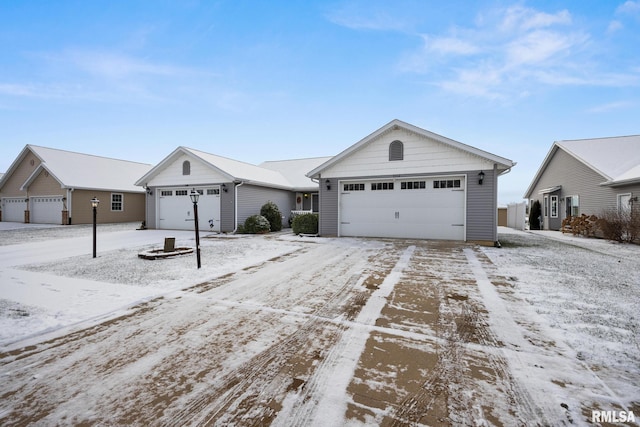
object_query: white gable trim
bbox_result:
[20,163,64,191]
[308,119,514,178]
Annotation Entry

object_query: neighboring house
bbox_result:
[0,145,152,225]
[524,135,640,231]
[307,119,516,244]
[135,146,330,232]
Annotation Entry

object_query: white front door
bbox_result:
[31,196,64,224]
[339,177,466,240]
[158,187,221,231]
[618,193,632,214]
[1,198,27,222]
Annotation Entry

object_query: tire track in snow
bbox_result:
[157,244,376,426]
[272,245,416,427]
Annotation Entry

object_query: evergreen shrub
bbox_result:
[260,201,283,232]
[292,213,318,235]
[243,215,271,234]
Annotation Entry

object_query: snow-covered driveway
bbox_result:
[0,224,638,425]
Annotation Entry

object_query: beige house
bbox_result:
[0,145,152,225]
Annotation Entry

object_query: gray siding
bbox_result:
[146,189,157,229]
[525,148,636,230]
[318,178,339,236]
[237,184,295,228]
[466,167,498,242]
[220,182,235,232]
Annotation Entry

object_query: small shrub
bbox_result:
[598,206,640,243]
[529,200,541,230]
[260,201,283,232]
[292,213,318,235]
[243,215,271,234]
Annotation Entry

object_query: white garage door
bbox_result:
[31,196,64,224]
[158,187,221,231]
[1,198,27,222]
[340,177,465,240]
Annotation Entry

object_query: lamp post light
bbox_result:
[190,189,202,269]
[91,197,99,258]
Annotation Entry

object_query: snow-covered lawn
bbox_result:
[0,223,638,425]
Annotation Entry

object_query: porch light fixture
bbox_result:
[190,189,202,269]
[221,183,228,193]
[478,171,485,185]
[91,197,99,258]
[325,179,331,191]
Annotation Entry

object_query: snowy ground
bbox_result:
[0,223,638,425]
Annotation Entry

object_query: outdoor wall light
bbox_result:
[325,179,331,191]
[478,171,485,185]
[221,183,228,193]
[146,187,153,196]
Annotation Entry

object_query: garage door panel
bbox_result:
[158,188,220,231]
[31,196,64,224]
[340,177,465,240]
[1,198,27,222]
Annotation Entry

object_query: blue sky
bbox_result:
[1,0,639,204]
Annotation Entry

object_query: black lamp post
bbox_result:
[190,189,202,269]
[91,197,99,258]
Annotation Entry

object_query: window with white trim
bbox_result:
[566,195,579,217]
[207,188,220,195]
[544,196,549,217]
[161,190,173,196]
[111,193,123,211]
[551,195,558,218]
[175,190,188,196]
[182,161,191,175]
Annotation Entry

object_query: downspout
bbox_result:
[493,164,499,246]
[68,188,74,225]
[233,181,245,233]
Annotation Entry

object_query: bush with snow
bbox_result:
[243,215,271,234]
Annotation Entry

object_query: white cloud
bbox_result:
[505,30,586,67]
[423,35,480,55]
[499,5,572,32]
[397,4,640,100]
[586,100,635,113]
[325,2,411,32]
[607,20,624,33]
[616,1,640,15]
[51,50,194,80]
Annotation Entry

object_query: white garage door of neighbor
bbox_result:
[339,177,466,240]
[1,198,27,222]
[158,187,221,231]
[31,196,64,224]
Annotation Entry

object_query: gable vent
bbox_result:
[389,140,404,161]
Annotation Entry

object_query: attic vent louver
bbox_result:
[389,140,404,161]
[183,160,191,175]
